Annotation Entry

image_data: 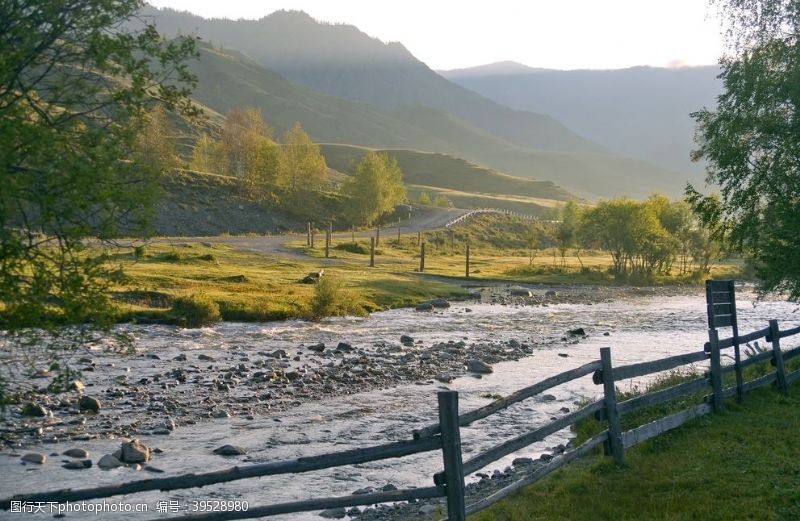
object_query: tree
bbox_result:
[342,152,406,226]
[556,200,581,268]
[282,122,328,192]
[134,105,180,174]
[433,195,451,208]
[190,133,227,175]
[0,1,197,396]
[689,0,800,298]
[418,191,431,205]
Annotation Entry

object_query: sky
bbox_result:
[147,0,725,71]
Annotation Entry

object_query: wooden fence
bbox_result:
[2,319,800,520]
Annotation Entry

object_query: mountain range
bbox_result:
[442,62,722,176]
[142,6,716,199]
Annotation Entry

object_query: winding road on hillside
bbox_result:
[172,205,475,259]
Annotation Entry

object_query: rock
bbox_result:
[508,339,521,348]
[545,290,558,297]
[414,302,433,312]
[604,331,611,336]
[63,448,89,458]
[165,418,176,431]
[558,353,569,358]
[300,270,324,284]
[308,343,326,353]
[21,402,48,417]
[63,460,91,470]
[400,335,414,346]
[173,354,187,362]
[539,453,554,462]
[428,298,451,309]
[381,483,398,492]
[21,453,46,464]
[269,349,287,358]
[98,454,123,469]
[213,444,247,456]
[510,288,532,297]
[568,327,586,336]
[418,504,438,515]
[559,407,571,413]
[352,487,373,495]
[120,439,150,463]
[69,380,85,392]
[435,373,454,383]
[319,507,346,519]
[213,409,231,418]
[335,342,354,352]
[512,457,534,466]
[198,354,215,361]
[79,396,101,413]
[541,394,557,402]
[466,359,493,374]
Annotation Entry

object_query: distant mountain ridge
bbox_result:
[442,62,722,176]
[141,6,603,155]
[139,5,693,199]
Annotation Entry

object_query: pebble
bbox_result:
[213,444,247,456]
[466,359,493,374]
[21,453,46,464]
[198,354,215,361]
[98,454,123,469]
[21,402,49,417]
[119,439,151,463]
[63,448,89,458]
[319,507,347,519]
[308,343,326,353]
[79,396,102,413]
[63,460,92,470]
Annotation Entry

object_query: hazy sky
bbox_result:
[148,0,724,70]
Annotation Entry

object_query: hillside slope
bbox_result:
[186,45,683,198]
[443,63,721,177]
[142,7,603,155]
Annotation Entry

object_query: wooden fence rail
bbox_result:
[3,318,800,520]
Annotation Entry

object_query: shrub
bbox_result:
[334,242,369,254]
[308,277,364,320]
[160,250,183,262]
[171,293,221,328]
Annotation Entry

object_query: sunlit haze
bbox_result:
[147,0,724,70]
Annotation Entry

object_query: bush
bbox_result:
[334,242,369,254]
[171,293,221,328]
[160,250,184,262]
[308,277,364,320]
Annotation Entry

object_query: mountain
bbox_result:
[141,7,602,154]
[442,63,722,176]
[185,44,682,199]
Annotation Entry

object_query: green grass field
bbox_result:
[471,381,800,520]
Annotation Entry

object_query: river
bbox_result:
[1,286,798,520]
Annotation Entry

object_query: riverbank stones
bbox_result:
[466,359,493,374]
[21,453,46,464]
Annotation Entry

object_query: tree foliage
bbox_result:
[690,0,800,298]
[342,152,406,226]
[0,0,198,330]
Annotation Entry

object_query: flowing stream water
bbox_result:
[1,287,798,520]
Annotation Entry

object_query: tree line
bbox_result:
[186,107,406,226]
[528,195,720,280]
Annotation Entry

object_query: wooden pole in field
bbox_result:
[370,237,375,267]
[397,218,401,242]
[325,231,330,258]
[307,222,311,246]
[465,244,470,278]
[419,242,425,272]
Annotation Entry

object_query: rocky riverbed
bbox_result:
[2,284,796,520]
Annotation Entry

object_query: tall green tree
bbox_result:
[0,0,198,397]
[689,0,800,298]
[0,0,198,330]
[342,152,406,226]
[282,122,328,192]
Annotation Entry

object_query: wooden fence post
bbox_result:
[465,244,470,278]
[397,218,401,242]
[370,237,375,268]
[325,231,330,258]
[419,242,425,272]
[769,319,788,392]
[708,329,724,412]
[437,391,466,521]
[307,222,311,246]
[600,347,625,465]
